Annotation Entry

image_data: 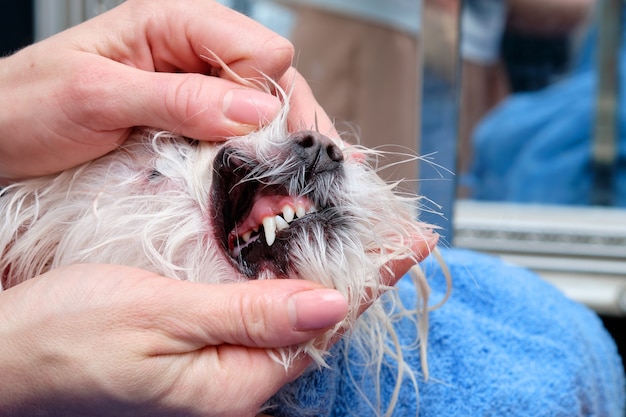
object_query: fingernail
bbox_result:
[288,289,348,331]
[223,89,281,126]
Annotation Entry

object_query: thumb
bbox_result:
[146,278,349,354]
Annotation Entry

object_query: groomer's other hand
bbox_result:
[0,264,348,417]
[0,0,334,182]
[384,228,439,286]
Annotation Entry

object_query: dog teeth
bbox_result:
[275,215,289,231]
[295,204,307,219]
[235,201,319,251]
[262,216,277,246]
[281,205,295,223]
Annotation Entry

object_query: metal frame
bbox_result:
[455,201,626,316]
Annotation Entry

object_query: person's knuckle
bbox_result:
[236,292,273,345]
[263,36,294,77]
[166,74,208,122]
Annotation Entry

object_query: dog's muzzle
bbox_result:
[211,130,345,278]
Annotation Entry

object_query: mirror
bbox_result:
[457,0,610,205]
[447,0,626,318]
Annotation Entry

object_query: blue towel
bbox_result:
[269,249,625,416]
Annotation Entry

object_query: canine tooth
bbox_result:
[306,205,317,214]
[262,216,277,246]
[295,205,306,219]
[275,215,289,231]
[241,231,252,243]
[282,206,295,223]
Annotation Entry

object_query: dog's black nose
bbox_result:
[290,130,344,173]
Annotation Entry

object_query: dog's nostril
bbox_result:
[296,133,316,150]
[326,142,344,163]
[292,131,344,171]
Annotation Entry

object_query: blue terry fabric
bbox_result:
[270,249,626,416]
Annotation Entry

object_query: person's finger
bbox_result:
[63,55,283,140]
[134,70,283,139]
[177,233,438,415]
[379,227,440,287]
[14,264,348,352]
[129,277,347,414]
[132,276,349,354]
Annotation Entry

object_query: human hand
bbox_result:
[0,0,333,183]
[0,264,349,417]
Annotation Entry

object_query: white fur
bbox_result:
[0,84,445,416]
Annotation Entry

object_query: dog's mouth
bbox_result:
[211,161,322,278]
[227,193,317,258]
[211,132,344,278]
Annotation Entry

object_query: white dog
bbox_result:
[0,75,445,415]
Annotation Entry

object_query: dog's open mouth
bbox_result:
[211,131,345,278]
[211,146,340,277]
[211,163,321,277]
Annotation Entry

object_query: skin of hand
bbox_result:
[0,232,433,417]
[0,264,348,417]
[0,0,334,184]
